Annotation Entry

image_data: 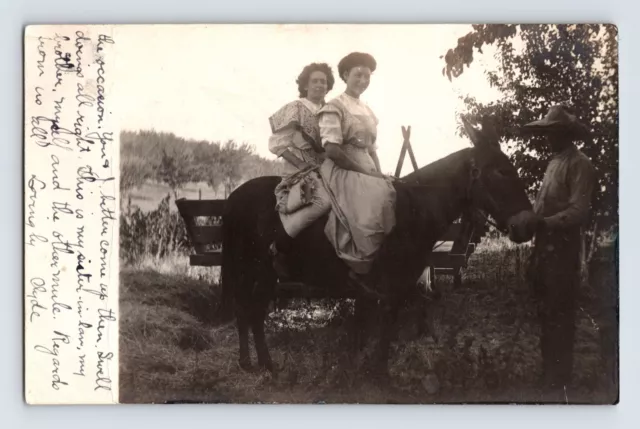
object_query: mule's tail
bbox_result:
[218,207,237,323]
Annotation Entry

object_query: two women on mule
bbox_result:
[268,53,396,288]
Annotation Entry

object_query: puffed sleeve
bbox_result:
[268,128,296,157]
[318,103,344,146]
[319,113,343,146]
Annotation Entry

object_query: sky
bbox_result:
[112,24,502,176]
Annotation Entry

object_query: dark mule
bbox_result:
[220,118,536,375]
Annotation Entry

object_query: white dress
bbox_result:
[317,92,397,274]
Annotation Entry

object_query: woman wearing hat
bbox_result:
[522,104,597,400]
[317,52,396,286]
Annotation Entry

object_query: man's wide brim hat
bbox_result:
[522,105,590,139]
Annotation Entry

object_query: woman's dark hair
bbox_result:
[337,52,377,82]
[296,62,335,98]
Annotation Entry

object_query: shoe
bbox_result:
[269,242,292,280]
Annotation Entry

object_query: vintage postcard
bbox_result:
[24,23,619,405]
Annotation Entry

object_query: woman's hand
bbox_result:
[325,143,371,175]
[281,149,311,170]
[368,171,396,184]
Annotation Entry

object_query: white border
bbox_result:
[4,0,636,427]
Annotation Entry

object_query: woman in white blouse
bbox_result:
[318,52,397,284]
[267,62,335,279]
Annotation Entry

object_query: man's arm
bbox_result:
[544,155,597,229]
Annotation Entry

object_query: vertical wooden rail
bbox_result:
[395,125,418,177]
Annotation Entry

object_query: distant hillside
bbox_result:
[120,130,286,207]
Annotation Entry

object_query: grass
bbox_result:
[119,239,619,404]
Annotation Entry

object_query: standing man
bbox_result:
[522,105,597,401]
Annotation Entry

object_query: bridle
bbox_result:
[465,158,510,235]
[393,155,511,237]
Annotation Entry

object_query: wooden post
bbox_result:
[395,125,418,177]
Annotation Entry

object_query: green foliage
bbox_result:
[443,24,618,233]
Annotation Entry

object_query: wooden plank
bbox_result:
[189,252,223,267]
[189,225,223,245]
[176,199,227,217]
[432,241,454,253]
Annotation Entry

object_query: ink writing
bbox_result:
[34,331,71,390]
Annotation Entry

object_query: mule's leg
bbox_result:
[237,306,252,371]
[354,296,372,351]
[373,301,400,379]
[415,264,435,338]
[251,302,274,372]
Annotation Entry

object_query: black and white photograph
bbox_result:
[23,23,619,405]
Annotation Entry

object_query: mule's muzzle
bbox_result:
[506,210,537,243]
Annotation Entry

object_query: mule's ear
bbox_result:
[480,116,501,151]
[461,115,483,147]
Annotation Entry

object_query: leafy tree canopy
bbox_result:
[443,24,618,234]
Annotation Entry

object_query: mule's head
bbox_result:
[461,116,536,243]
